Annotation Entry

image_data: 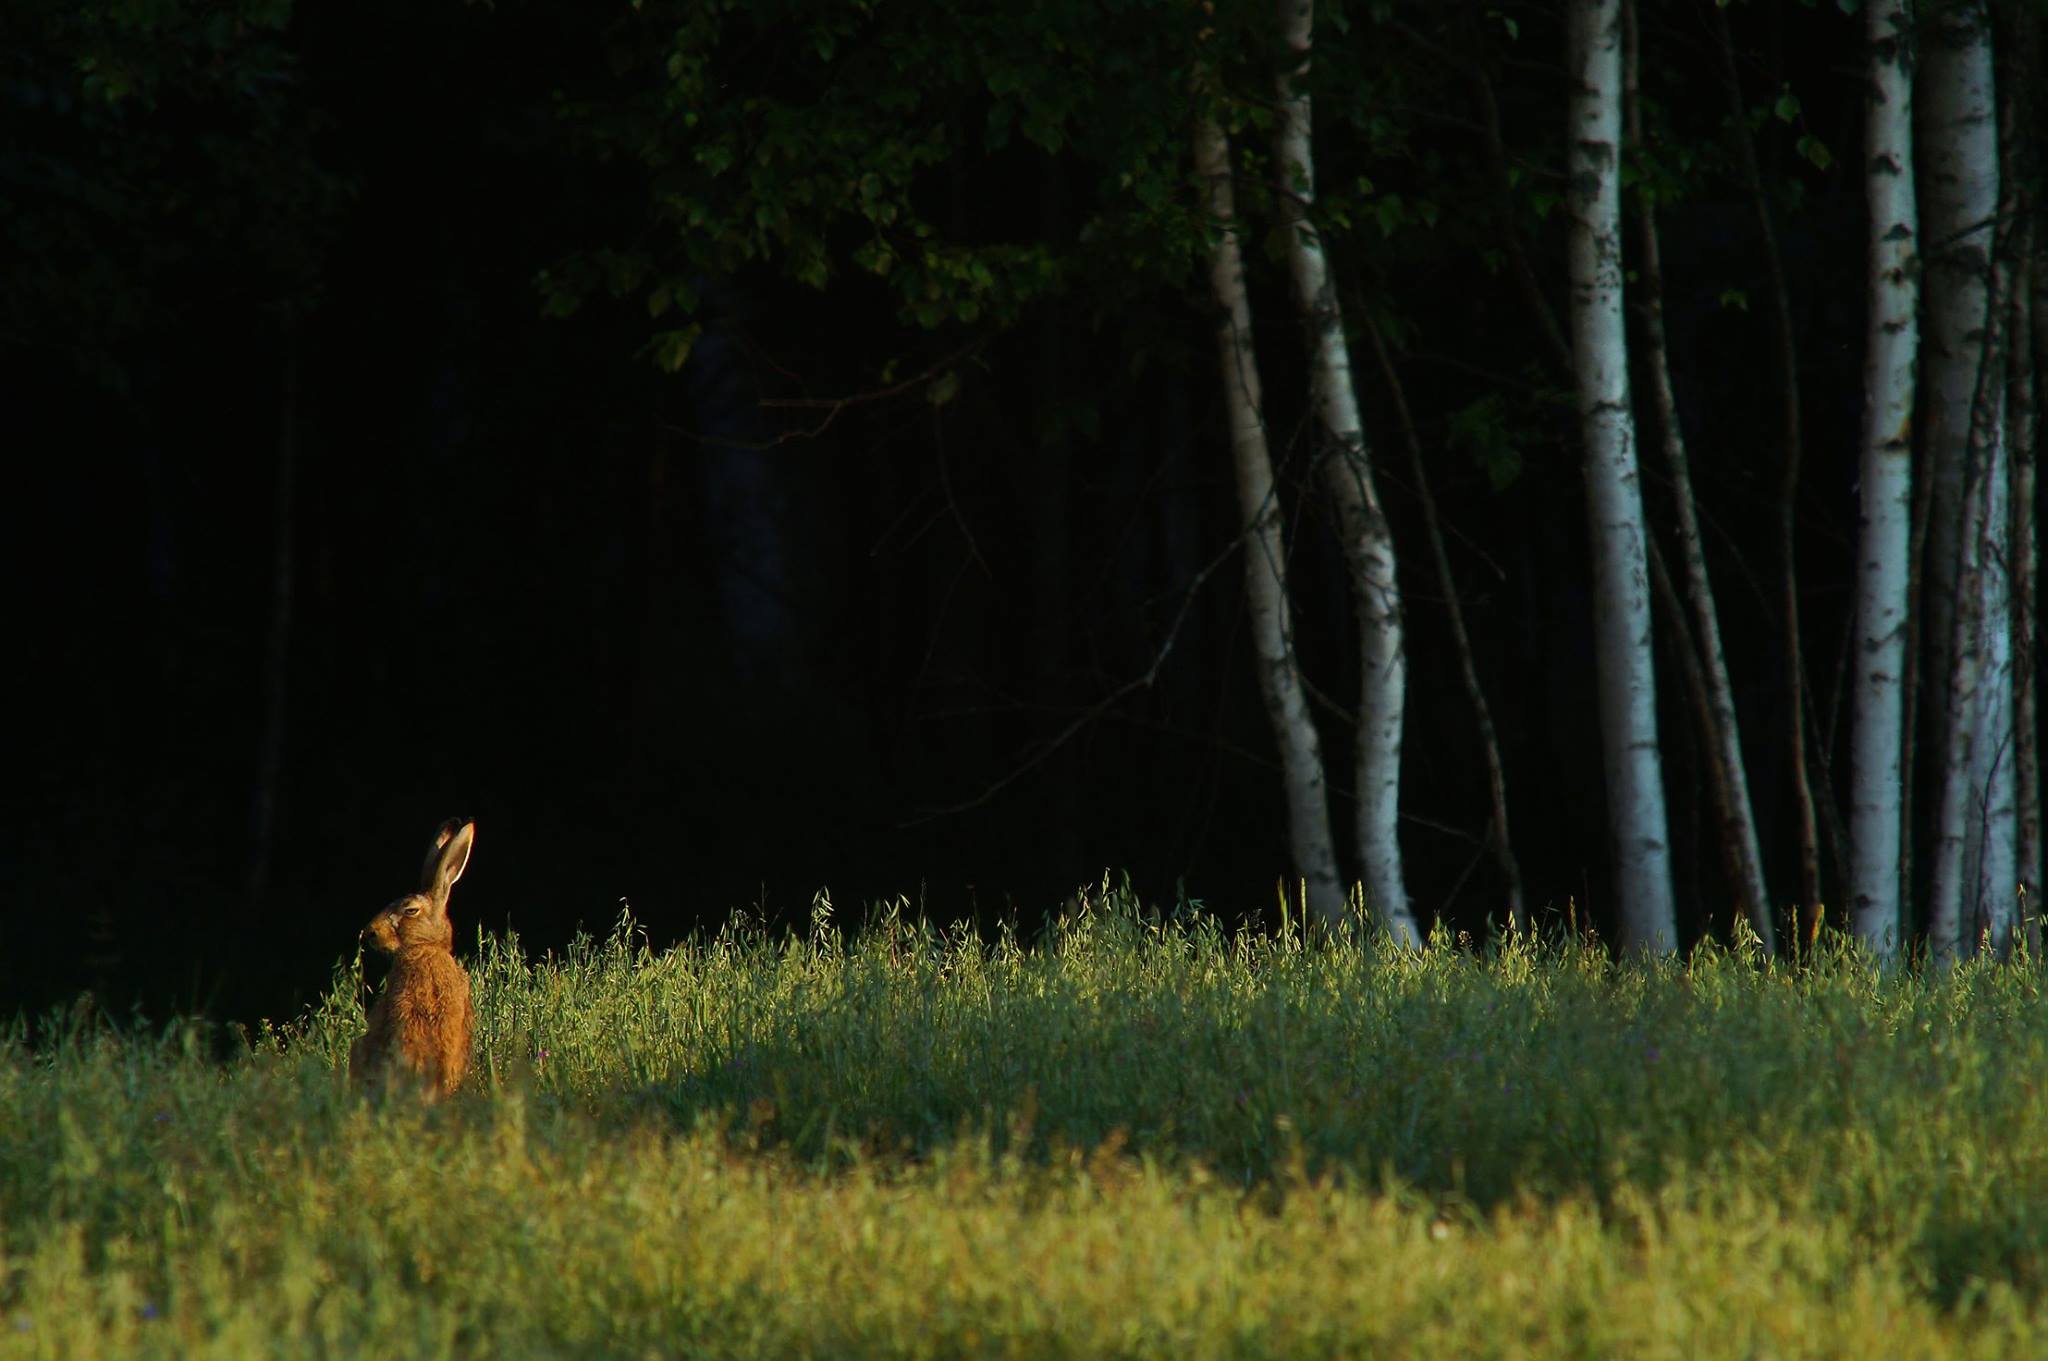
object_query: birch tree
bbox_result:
[1271,0,1420,945]
[2004,1,2041,950]
[1193,109,1348,930]
[1568,0,1676,952]
[1917,0,1998,733]
[1849,0,1919,961]
[1928,291,2016,957]
[1919,0,2015,958]
[1961,0,2023,955]
[2013,243,2040,948]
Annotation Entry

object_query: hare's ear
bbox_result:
[422,818,475,910]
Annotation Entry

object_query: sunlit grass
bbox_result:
[5,885,2048,1357]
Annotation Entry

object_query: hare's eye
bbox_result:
[403,904,422,918]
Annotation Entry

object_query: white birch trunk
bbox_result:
[1193,111,1348,930]
[1917,1,1998,738]
[1999,8,2038,952]
[1964,5,2032,954]
[2017,259,2042,945]
[1568,0,1676,953]
[1930,363,2014,958]
[1272,0,1420,946]
[1849,0,1919,962]
[1921,0,2013,958]
[1970,459,2017,951]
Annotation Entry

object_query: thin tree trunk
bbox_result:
[1918,0,2000,756]
[1850,0,1919,962]
[1193,110,1347,930]
[1967,7,2027,953]
[1417,10,1705,943]
[1473,64,1572,374]
[1900,377,1940,941]
[1626,0,1775,953]
[1642,537,1734,929]
[248,335,299,909]
[1568,0,1676,953]
[1363,317,1526,932]
[2013,244,2040,951]
[1803,645,1857,896]
[1924,0,2014,958]
[1710,0,1825,920]
[1272,0,1419,945]
[2003,0,2041,954]
[1930,265,2014,958]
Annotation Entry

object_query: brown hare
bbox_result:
[348,818,476,1102]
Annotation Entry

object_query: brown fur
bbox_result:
[349,818,476,1103]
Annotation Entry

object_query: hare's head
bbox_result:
[362,818,474,954]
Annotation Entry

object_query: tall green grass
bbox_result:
[5,886,2048,1357]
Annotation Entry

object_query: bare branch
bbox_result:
[898,527,1246,827]
[664,338,989,451]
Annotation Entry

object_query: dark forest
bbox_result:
[6,0,2038,1026]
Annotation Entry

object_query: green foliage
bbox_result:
[542,0,1227,346]
[648,324,702,374]
[1,0,348,382]
[1444,393,1523,491]
[540,0,1485,369]
[7,894,2048,1355]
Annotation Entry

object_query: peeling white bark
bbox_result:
[1271,0,1419,946]
[1849,0,1918,962]
[1568,0,1676,952]
[1193,111,1347,930]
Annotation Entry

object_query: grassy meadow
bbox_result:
[6,886,2048,1358]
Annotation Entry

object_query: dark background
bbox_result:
[4,0,1904,1026]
